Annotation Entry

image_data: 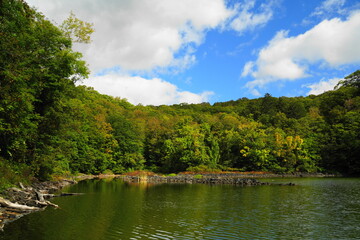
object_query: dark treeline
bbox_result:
[1,1,360,186]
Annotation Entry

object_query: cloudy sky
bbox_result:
[27,0,360,105]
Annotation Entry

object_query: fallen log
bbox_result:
[0,197,39,211]
[59,192,84,197]
[35,191,60,208]
[35,200,59,208]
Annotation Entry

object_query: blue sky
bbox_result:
[27,0,360,105]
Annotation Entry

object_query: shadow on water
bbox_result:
[1,177,360,239]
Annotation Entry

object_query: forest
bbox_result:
[1,0,360,188]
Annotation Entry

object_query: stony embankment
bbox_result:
[121,171,338,182]
[121,175,270,185]
[178,172,338,178]
[119,171,339,185]
[119,174,298,186]
[0,180,79,230]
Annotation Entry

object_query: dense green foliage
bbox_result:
[1,1,360,184]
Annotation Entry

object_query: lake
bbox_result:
[1,177,360,239]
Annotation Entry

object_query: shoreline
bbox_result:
[0,177,93,230]
[178,172,340,178]
[117,171,339,184]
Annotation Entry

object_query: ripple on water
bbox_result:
[1,178,360,240]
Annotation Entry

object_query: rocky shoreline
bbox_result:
[119,172,337,185]
[177,172,339,178]
[0,179,80,230]
[120,175,274,185]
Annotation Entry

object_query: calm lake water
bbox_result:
[1,177,360,239]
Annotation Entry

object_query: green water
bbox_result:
[1,178,360,239]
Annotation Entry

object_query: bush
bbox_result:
[194,174,203,179]
[186,164,221,173]
[0,158,32,191]
[102,169,114,175]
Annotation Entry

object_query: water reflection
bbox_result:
[1,178,360,239]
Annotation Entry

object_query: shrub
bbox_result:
[102,169,114,175]
[194,174,203,179]
[0,158,32,191]
[186,164,221,173]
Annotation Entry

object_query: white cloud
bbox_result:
[311,0,346,17]
[305,77,341,95]
[241,61,255,77]
[230,0,275,33]
[81,75,213,106]
[25,0,280,103]
[249,88,261,97]
[27,0,233,73]
[244,11,360,90]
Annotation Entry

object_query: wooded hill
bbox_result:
[1,1,360,186]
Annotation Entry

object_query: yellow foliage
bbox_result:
[61,11,94,43]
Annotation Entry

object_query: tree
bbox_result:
[337,70,360,89]
[108,113,145,172]
[60,11,94,43]
[0,0,91,179]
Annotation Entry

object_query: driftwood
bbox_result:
[36,191,45,202]
[35,191,59,208]
[34,200,59,208]
[0,197,39,211]
[19,182,26,190]
[59,192,83,197]
[0,180,82,229]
